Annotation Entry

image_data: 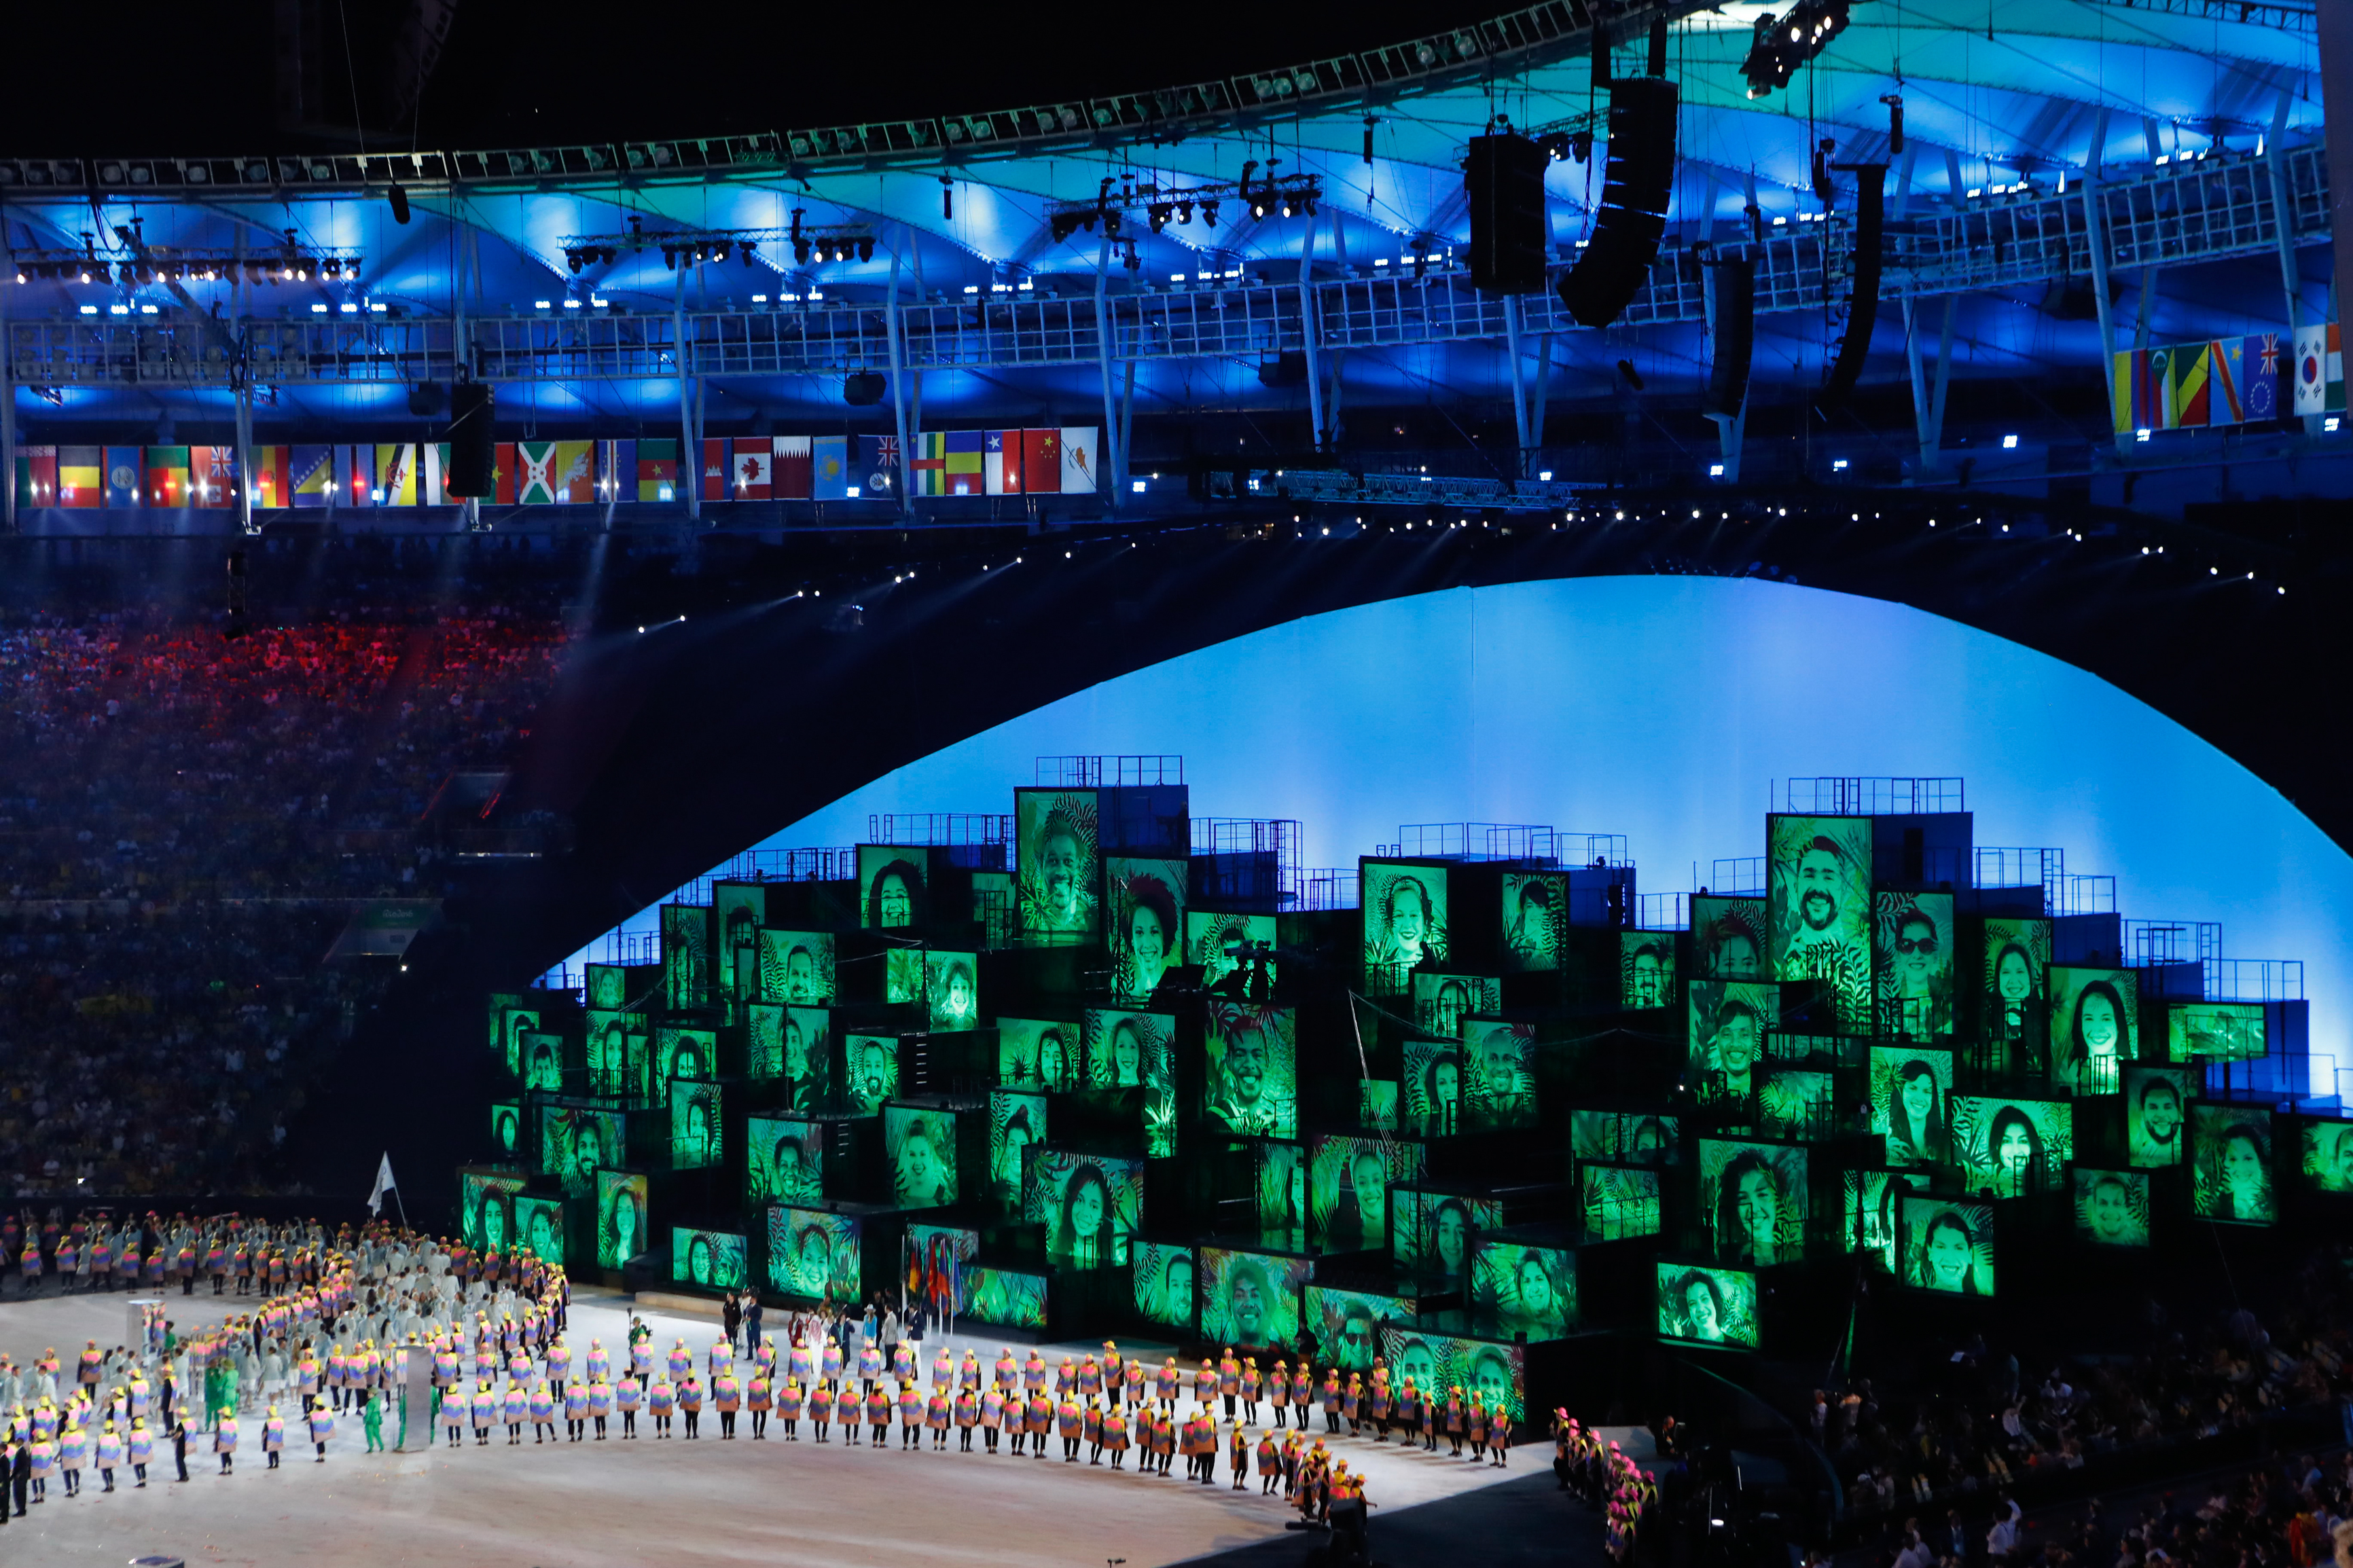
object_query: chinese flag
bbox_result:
[1022,429,1060,494]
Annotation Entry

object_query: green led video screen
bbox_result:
[1757,1069,1832,1142]
[1462,1021,1537,1131]
[669,1080,723,1171]
[519,1030,564,1093]
[488,991,524,1057]
[2049,966,2136,1094]
[746,1115,825,1206]
[1360,1079,1399,1131]
[662,905,709,1010]
[779,1007,833,1110]
[1698,1139,1807,1267]
[926,951,980,1032]
[1581,1165,1663,1241]
[1620,932,1676,1009]
[672,1226,747,1290]
[585,1009,641,1098]
[1254,1139,1306,1240]
[1132,1241,1197,1330]
[1982,917,2052,1048]
[759,930,837,1006]
[1025,1148,1145,1268]
[1305,1286,1415,1373]
[585,965,628,1010]
[1204,1002,1297,1138]
[1503,872,1568,973]
[1766,815,1872,1030]
[1016,788,1100,935]
[2191,1106,2276,1224]
[1471,1241,1575,1338]
[2303,1121,2353,1192]
[1085,1008,1178,1155]
[2169,1001,2265,1062]
[1401,1040,1462,1136]
[859,845,926,930]
[1570,1111,1678,1165]
[885,1106,960,1208]
[988,1089,1047,1209]
[846,1035,900,1114]
[1846,1169,1929,1273]
[996,1019,1078,1090]
[1687,981,1776,1102]
[595,1170,649,1268]
[1950,1096,2072,1196]
[514,1194,567,1266]
[1897,1194,1996,1294]
[1109,858,1187,1000]
[1874,891,1955,1039]
[1412,972,1498,1038]
[768,1207,861,1298]
[1393,1189,1501,1277]
[2124,1065,2193,1168]
[1691,896,1765,980]
[1869,1046,1953,1167]
[459,1168,525,1254]
[653,1025,717,1086]
[1657,1263,1760,1348]
[1200,1247,1311,1351]
[2074,1169,2153,1247]
[885,948,922,1005]
[490,1102,520,1159]
[712,883,764,1005]
[963,1266,1049,1330]
[1362,860,1449,993]
[1308,1134,1426,1250]
[542,1106,624,1197]
[1378,1329,1525,1423]
[1189,911,1276,998]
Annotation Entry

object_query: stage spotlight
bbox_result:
[741,242,758,266]
[1202,200,1219,227]
[793,237,812,265]
[567,251,583,274]
[664,247,678,270]
[1176,200,1193,223]
[1149,204,1172,233]
[857,236,874,261]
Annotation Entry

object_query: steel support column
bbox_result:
[2081,153,2131,455]
[2268,96,2321,437]
[1094,234,1118,513]
[1504,294,1532,473]
[675,264,698,522]
[234,236,256,534]
[0,277,15,533]
[1902,294,1956,476]
[1300,206,1326,454]
[886,239,914,518]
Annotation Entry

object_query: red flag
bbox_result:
[1022,429,1060,494]
[702,439,728,501]
[775,437,812,499]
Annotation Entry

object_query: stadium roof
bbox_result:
[0,0,2327,430]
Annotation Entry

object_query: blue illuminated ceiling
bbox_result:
[0,0,2325,428]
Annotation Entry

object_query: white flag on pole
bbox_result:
[367,1152,397,1216]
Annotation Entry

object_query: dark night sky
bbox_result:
[1,1,1522,157]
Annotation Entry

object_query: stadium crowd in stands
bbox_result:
[0,595,569,1195]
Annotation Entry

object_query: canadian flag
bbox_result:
[735,445,773,500]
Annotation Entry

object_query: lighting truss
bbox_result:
[1741,0,1854,98]
[558,213,876,272]
[9,233,361,285]
[1045,170,1325,243]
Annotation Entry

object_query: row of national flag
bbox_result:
[12,428,1101,509]
[2110,327,2346,433]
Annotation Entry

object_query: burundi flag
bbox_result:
[2169,342,2210,429]
[774,437,812,499]
[2245,333,2282,421]
[376,445,418,505]
[1058,426,1100,494]
[946,430,986,494]
[812,435,849,500]
[516,441,558,504]
[57,445,102,507]
[984,430,1022,495]
[554,441,596,503]
[289,444,335,507]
